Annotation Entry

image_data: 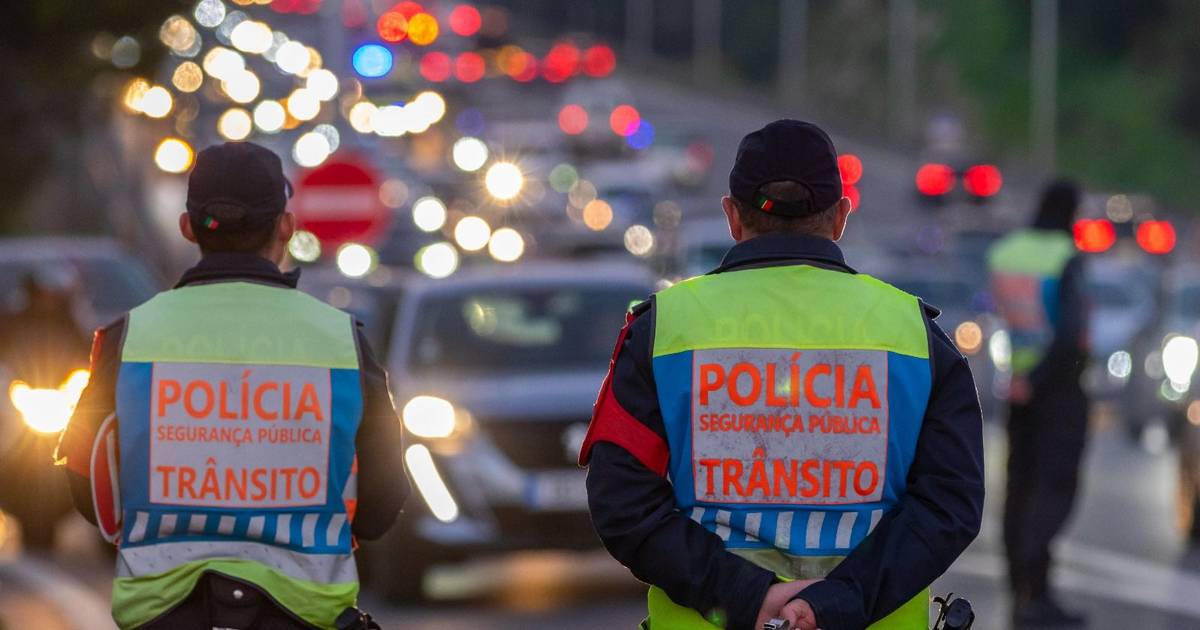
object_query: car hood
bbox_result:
[397,370,608,422]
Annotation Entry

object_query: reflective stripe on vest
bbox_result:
[647,264,932,628]
[111,282,362,630]
[645,585,929,629]
[986,229,1076,375]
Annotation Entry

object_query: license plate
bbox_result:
[524,469,588,511]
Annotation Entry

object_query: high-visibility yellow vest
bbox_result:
[986,229,1077,375]
[107,282,362,629]
[645,264,933,629]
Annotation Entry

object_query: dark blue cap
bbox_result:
[729,120,842,216]
[186,142,292,231]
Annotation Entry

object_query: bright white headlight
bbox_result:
[402,395,457,438]
[1162,335,1198,386]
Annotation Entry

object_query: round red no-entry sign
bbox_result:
[291,156,390,250]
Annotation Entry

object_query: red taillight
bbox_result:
[916,163,955,196]
[1073,219,1116,253]
[838,154,863,186]
[963,164,1002,197]
[1136,220,1176,254]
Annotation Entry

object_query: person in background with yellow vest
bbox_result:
[989,180,1089,628]
[580,120,985,630]
[55,142,409,630]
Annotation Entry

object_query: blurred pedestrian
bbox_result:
[55,142,406,630]
[581,120,985,630]
[989,180,1090,627]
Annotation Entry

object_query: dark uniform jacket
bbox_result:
[584,234,985,630]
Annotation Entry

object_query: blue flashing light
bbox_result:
[626,120,655,150]
[353,44,393,78]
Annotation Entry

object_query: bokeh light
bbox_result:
[230,20,272,53]
[160,15,199,53]
[288,230,322,262]
[455,52,486,82]
[582,44,616,77]
[336,243,377,278]
[455,216,492,251]
[420,51,452,82]
[172,62,204,92]
[452,137,489,171]
[376,11,409,42]
[609,104,640,136]
[349,101,377,133]
[194,0,227,28]
[624,224,655,256]
[488,228,525,262]
[286,87,320,120]
[140,86,174,118]
[154,137,194,173]
[558,104,588,135]
[549,163,578,192]
[314,123,340,152]
[306,68,339,101]
[449,5,482,36]
[222,70,260,103]
[203,46,245,81]
[292,131,331,167]
[484,162,523,200]
[275,40,311,74]
[218,108,253,140]
[416,242,459,279]
[253,100,285,132]
[582,199,613,231]
[412,196,448,232]
[626,120,655,150]
[352,43,392,78]
[838,154,864,186]
[407,13,440,45]
[379,179,409,208]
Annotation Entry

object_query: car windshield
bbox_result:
[408,284,645,375]
[1088,280,1138,310]
[0,255,157,314]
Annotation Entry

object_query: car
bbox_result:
[295,264,415,360]
[0,237,160,547]
[363,261,658,601]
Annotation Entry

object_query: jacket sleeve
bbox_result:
[582,301,776,630]
[350,323,410,540]
[55,318,125,527]
[794,312,985,630]
[1030,255,1088,388]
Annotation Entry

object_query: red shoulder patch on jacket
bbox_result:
[577,310,669,476]
[90,414,122,543]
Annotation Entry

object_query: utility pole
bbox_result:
[624,0,653,63]
[693,0,722,86]
[888,0,917,143]
[777,0,808,109]
[1031,0,1058,171]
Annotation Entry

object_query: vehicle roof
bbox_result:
[404,260,658,296]
[0,236,132,260]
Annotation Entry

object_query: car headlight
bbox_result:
[1107,350,1133,380]
[9,368,90,435]
[402,395,458,438]
[1162,335,1198,387]
[989,329,1011,372]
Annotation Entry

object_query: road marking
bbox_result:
[0,556,115,630]
[950,544,1200,620]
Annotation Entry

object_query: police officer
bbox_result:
[56,142,409,630]
[988,180,1088,627]
[581,120,985,630]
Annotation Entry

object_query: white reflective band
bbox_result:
[326,514,346,546]
[158,514,177,538]
[129,512,149,543]
[690,507,704,524]
[715,510,732,541]
[835,512,857,549]
[302,514,319,548]
[218,516,236,535]
[275,514,291,545]
[188,514,207,535]
[116,540,357,584]
[744,512,762,541]
[775,512,792,548]
[247,516,265,540]
[868,509,883,534]
[343,470,357,501]
[806,512,825,549]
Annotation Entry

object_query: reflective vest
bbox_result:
[986,229,1076,375]
[108,282,362,630]
[647,264,933,629]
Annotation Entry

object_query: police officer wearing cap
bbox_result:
[581,120,984,630]
[57,142,409,629]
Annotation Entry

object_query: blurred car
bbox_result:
[0,237,159,547]
[1081,253,1162,418]
[295,264,415,359]
[364,261,657,601]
